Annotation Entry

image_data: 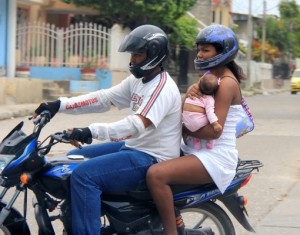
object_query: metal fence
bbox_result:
[16,22,111,68]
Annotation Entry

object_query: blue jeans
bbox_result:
[68,141,157,235]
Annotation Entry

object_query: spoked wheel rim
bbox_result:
[180,203,235,235]
[0,226,13,235]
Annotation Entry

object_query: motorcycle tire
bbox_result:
[180,201,235,235]
[0,203,31,235]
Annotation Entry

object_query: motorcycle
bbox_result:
[0,111,263,235]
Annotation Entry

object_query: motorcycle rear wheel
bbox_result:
[180,201,235,235]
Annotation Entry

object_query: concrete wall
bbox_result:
[256,63,272,87]
[188,61,276,90]
[28,67,112,94]
[111,70,130,86]
[295,58,300,69]
[0,77,43,104]
[190,0,211,26]
[0,61,285,105]
[0,70,124,105]
[0,0,8,76]
[0,79,6,104]
[110,24,131,71]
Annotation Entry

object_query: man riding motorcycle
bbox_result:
[33,24,182,235]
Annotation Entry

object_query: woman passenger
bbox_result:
[146,24,248,235]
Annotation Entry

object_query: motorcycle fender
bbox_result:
[219,192,255,232]
[0,201,31,233]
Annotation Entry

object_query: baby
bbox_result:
[182,71,222,150]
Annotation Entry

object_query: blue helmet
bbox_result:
[194,24,239,70]
[118,24,169,78]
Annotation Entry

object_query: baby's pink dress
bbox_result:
[182,96,218,150]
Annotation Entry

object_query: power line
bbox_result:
[232,0,280,16]
[261,0,266,62]
[231,0,249,12]
[266,4,279,13]
[246,0,253,88]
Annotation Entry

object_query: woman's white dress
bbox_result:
[181,105,245,193]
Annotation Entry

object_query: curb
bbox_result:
[0,104,37,121]
[242,88,290,96]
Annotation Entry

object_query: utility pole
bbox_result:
[246,0,253,88]
[7,0,17,78]
[261,0,267,63]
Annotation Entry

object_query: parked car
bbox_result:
[290,69,300,94]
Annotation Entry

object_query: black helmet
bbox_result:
[194,24,239,70]
[118,24,169,78]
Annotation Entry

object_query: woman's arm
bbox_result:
[185,81,201,100]
[183,78,237,140]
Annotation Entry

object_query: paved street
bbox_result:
[234,92,300,235]
[0,90,299,235]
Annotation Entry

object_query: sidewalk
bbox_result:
[254,180,300,235]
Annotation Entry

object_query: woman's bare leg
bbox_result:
[146,155,212,235]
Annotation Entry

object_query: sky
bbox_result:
[232,0,300,16]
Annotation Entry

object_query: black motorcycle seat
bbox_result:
[102,182,218,202]
[103,160,262,201]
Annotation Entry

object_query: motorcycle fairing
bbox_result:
[43,155,88,180]
[1,139,46,183]
[43,163,79,180]
[173,188,220,208]
[0,121,30,155]
[3,139,36,171]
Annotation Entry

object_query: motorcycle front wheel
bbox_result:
[180,201,235,235]
[0,203,31,235]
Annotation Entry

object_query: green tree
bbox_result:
[255,0,300,62]
[254,16,287,62]
[171,15,198,91]
[63,0,198,88]
[278,0,300,58]
[64,0,196,29]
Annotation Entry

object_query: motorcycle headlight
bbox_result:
[0,155,15,174]
[0,160,7,173]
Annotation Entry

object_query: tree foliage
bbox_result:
[279,0,300,58]
[254,0,300,62]
[279,0,299,20]
[252,39,282,62]
[63,0,198,49]
[171,15,198,49]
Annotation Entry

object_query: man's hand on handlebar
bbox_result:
[65,127,93,148]
[33,100,61,119]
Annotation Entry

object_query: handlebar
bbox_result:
[37,132,70,156]
[31,111,51,125]
[30,111,51,138]
[37,131,92,156]
[29,111,92,156]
